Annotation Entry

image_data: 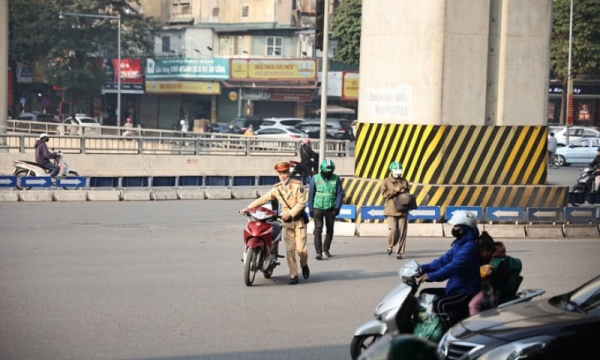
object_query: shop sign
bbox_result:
[146,58,229,80]
[16,66,32,83]
[112,59,143,84]
[269,88,314,102]
[242,88,269,100]
[342,72,359,101]
[145,81,221,95]
[230,59,316,81]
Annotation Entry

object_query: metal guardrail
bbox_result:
[1,124,350,157]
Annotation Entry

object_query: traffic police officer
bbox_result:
[240,161,310,285]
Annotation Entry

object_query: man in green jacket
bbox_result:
[308,159,345,260]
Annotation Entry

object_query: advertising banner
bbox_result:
[104,58,144,93]
[146,58,229,80]
[145,81,221,95]
[342,72,359,101]
[230,59,316,81]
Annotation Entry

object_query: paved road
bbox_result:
[1,200,599,360]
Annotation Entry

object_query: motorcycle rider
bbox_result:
[308,159,344,260]
[239,161,310,285]
[35,133,59,180]
[300,138,319,176]
[588,147,600,192]
[417,210,481,330]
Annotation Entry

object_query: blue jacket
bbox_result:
[420,226,481,296]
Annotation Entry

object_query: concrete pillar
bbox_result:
[0,0,8,149]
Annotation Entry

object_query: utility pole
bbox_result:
[316,0,329,163]
[0,0,8,151]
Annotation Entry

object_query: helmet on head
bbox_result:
[302,138,310,145]
[549,132,554,136]
[180,119,186,125]
[389,161,403,177]
[126,117,132,123]
[320,159,335,174]
[39,133,49,141]
[448,210,478,229]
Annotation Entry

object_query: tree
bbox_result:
[330,0,361,67]
[550,0,600,124]
[8,0,156,113]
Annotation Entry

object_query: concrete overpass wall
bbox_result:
[358,0,552,126]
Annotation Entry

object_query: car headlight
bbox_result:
[476,335,555,360]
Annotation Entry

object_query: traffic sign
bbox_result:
[21,176,51,187]
[0,176,16,187]
[563,207,596,223]
[336,204,356,220]
[527,207,561,222]
[408,206,440,221]
[486,207,523,222]
[445,206,482,221]
[361,206,385,221]
[56,177,86,187]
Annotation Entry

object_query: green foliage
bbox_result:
[551,0,600,79]
[331,0,361,67]
[9,0,157,96]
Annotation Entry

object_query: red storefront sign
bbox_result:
[112,58,143,84]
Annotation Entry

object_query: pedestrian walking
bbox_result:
[308,159,344,260]
[380,161,410,259]
[239,161,310,285]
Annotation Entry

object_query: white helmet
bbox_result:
[180,119,186,125]
[447,210,478,229]
[39,133,49,140]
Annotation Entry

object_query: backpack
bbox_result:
[489,255,523,299]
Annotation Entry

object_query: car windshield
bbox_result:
[79,118,98,124]
[553,276,600,315]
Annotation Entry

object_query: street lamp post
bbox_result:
[566,0,574,144]
[59,11,121,127]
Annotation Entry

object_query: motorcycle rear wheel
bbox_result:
[263,267,273,279]
[62,171,81,190]
[350,334,382,360]
[14,169,33,190]
[244,248,260,286]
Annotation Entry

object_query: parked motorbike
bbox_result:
[241,207,284,286]
[350,260,545,360]
[289,160,313,178]
[13,151,80,190]
[571,166,597,194]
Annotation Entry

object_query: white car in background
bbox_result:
[61,115,101,135]
[551,125,600,146]
[258,117,305,130]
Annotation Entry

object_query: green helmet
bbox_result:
[320,159,335,173]
[389,161,403,177]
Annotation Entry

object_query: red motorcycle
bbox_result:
[241,207,284,286]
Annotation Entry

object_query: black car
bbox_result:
[295,118,355,141]
[229,116,264,133]
[210,122,242,134]
[437,274,600,360]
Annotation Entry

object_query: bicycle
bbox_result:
[548,152,560,169]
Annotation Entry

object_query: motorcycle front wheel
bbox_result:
[350,334,382,360]
[244,248,260,286]
[14,169,33,190]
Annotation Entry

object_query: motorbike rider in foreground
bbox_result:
[239,161,310,285]
[588,147,600,192]
[417,210,481,330]
[35,133,59,181]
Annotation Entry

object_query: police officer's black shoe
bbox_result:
[302,265,310,279]
[288,276,299,285]
[315,253,322,260]
[323,251,331,259]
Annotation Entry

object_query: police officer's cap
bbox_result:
[274,161,291,173]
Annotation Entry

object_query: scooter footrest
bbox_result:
[276,255,285,258]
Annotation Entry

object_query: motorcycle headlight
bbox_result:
[476,335,555,360]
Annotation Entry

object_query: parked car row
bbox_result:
[227,116,355,141]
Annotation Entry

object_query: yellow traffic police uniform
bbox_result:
[246,178,308,279]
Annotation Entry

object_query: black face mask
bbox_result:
[451,228,463,238]
[321,171,332,179]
